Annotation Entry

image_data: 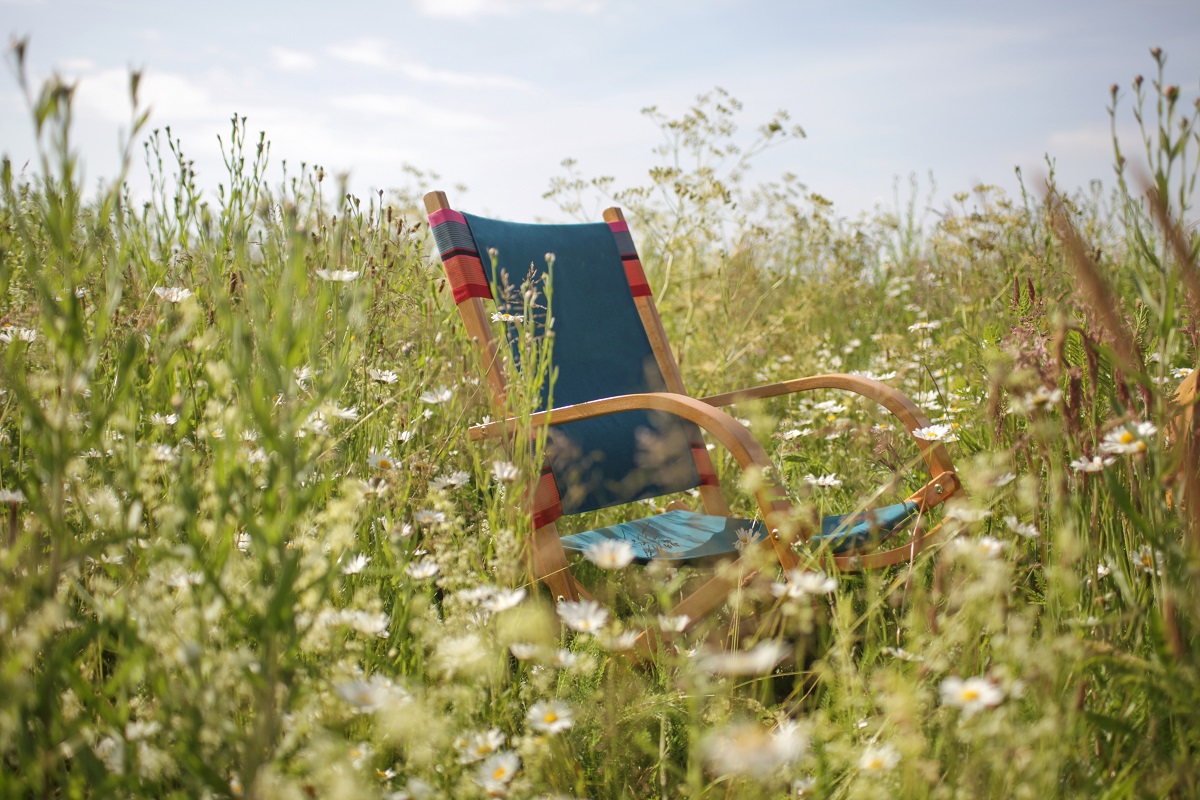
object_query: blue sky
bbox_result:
[3,0,1199,222]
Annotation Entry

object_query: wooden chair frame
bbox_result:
[425,191,961,648]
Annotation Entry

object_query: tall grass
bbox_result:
[2,41,1199,798]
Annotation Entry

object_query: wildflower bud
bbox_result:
[1134,75,1143,90]
[1110,83,1119,99]
[1166,85,1180,103]
[1150,46,1162,62]
[544,252,556,267]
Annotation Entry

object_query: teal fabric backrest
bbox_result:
[460,212,703,516]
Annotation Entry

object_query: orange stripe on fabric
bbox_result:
[623,259,651,297]
[531,468,564,528]
[443,254,491,302]
[691,445,719,487]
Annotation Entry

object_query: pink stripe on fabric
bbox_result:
[607,220,629,233]
[429,208,467,227]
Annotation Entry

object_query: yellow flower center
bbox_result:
[544,712,558,724]
[1120,431,1135,444]
[493,767,507,781]
[961,688,979,702]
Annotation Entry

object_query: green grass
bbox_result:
[2,44,1199,799]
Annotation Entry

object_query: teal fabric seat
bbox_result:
[560,502,919,562]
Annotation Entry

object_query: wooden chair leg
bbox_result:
[529,522,579,602]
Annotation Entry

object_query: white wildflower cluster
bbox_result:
[301,607,391,638]
[947,535,1007,560]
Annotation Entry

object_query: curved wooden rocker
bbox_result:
[424,190,961,651]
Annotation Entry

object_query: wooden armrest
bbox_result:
[699,373,956,480]
[468,391,798,569]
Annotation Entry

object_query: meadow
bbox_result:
[2,42,1200,798]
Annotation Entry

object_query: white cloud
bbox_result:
[1046,123,1137,159]
[75,68,225,124]
[325,37,533,91]
[330,93,494,131]
[269,46,316,72]
[397,62,532,92]
[413,0,601,18]
[325,37,392,69]
[57,58,96,74]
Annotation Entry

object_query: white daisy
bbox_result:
[556,599,609,633]
[369,368,400,384]
[482,588,526,613]
[341,553,371,575]
[702,720,808,778]
[1070,454,1115,473]
[771,569,837,598]
[939,675,1005,715]
[413,509,447,526]
[152,286,192,303]
[491,461,519,483]
[368,451,397,471]
[315,269,360,282]
[455,728,506,764]
[803,472,843,488]
[583,539,636,570]
[527,700,574,734]
[1099,421,1157,456]
[1004,515,1040,538]
[697,640,789,676]
[858,743,900,771]
[476,751,520,794]
[912,423,958,442]
[420,386,453,404]
[406,558,440,580]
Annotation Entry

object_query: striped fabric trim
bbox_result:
[690,444,720,487]
[531,465,564,529]
[429,208,492,303]
[607,220,652,298]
